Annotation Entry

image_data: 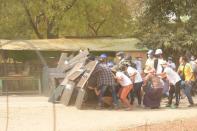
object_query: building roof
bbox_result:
[0,38,147,51]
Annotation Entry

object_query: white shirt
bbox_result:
[167,62,176,70]
[127,66,143,83]
[116,72,132,86]
[190,61,197,73]
[156,59,163,74]
[164,67,181,85]
[134,60,142,73]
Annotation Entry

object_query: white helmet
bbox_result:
[155,49,163,55]
[147,50,154,55]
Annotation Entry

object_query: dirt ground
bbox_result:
[1,95,197,131]
[121,117,197,131]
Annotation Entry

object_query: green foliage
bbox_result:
[0,0,134,39]
[138,0,197,56]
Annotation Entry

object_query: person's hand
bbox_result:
[185,81,191,85]
[87,86,94,90]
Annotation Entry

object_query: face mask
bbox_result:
[148,55,153,58]
[118,56,122,60]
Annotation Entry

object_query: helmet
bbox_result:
[147,50,154,55]
[168,57,172,60]
[191,56,195,61]
[155,49,163,55]
[121,60,130,67]
[100,54,107,59]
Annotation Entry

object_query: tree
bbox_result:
[137,0,197,56]
[0,0,135,39]
[20,0,77,39]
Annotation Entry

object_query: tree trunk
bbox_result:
[20,0,43,39]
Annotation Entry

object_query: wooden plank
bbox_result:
[75,61,98,109]
[76,61,98,88]
[67,69,85,81]
[42,66,49,96]
[75,88,86,109]
[0,76,41,95]
[59,81,75,105]
[57,53,68,71]
[46,50,88,97]
[60,62,85,105]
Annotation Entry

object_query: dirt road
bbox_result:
[0,96,197,131]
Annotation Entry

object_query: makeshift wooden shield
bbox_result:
[76,61,98,88]
[67,69,85,81]
[75,61,98,109]
[59,81,75,105]
[43,50,89,96]
[60,62,85,106]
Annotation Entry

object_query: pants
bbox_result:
[182,81,194,105]
[168,80,181,106]
[118,85,132,101]
[98,85,118,106]
[130,82,143,105]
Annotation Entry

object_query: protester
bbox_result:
[159,60,182,108]
[178,56,195,107]
[154,49,170,98]
[143,67,164,109]
[115,65,133,110]
[115,51,125,66]
[82,50,197,110]
[124,55,136,69]
[190,56,197,75]
[91,60,118,109]
[99,53,108,64]
[88,86,113,107]
[167,57,176,70]
[154,49,164,74]
[125,62,143,106]
[145,50,155,69]
[134,57,143,73]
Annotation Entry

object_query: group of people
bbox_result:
[87,49,197,110]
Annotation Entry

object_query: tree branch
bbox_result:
[20,0,43,39]
[63,0,78,12]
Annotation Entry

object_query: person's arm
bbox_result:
[177,65,182,74]
[115,72,123,84]
[94,88,100,96]
[157,72,167,78]
[142,73,151,87]
[172,63,176,70]
[187,65,195,82]
[87,86,95,90]
[130,72,137,83]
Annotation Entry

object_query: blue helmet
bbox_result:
[100,54,107,59]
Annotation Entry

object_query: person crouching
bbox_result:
[115,65,133,110]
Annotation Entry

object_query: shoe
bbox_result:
[170,104,178,109]
[165,104,171,107]
[124,107,132,111]
[188,104,195,107]
[108,105,119,110]
[96,103,104,110]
